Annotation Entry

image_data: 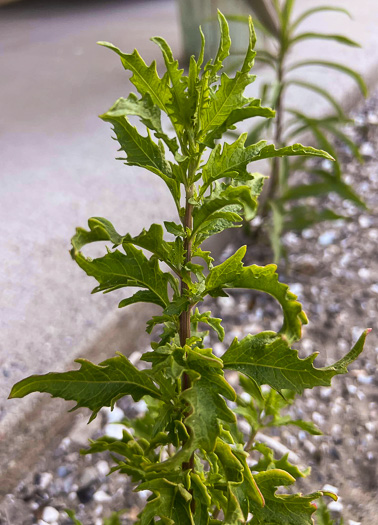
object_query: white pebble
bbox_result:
[358,268,371,280]
[370,284,378,294]
[103,406,124,423]
[357,374,373,385]
[38,472,53,490]
[358,215,373,228]
[304,440,317,455]
[349,520,361,525]
[322,483,339,494]
[213,342,225,357]
[96,460,110,477]
[347,384,357,395]
[104,423,124,440]
[328,500,343,513]
[41,506,60,523]
[320,387,332,399]
[312,412,325,425]
[94,490,112,502]
[360,142,374,157]
[318,231,336,246]
[365,421,375,433]
[134,399,148,414]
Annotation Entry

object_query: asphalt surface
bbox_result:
[1,0,378,483]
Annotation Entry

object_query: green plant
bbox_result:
[9,13,370,524]
[231,0,368,261]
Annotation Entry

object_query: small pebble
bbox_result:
[318,231,336,246]
[322,483,339,494]
[103,406,124,423]
[93,490,112,502]
[328,500,344,513]
[104,423,124,440]
[41,506,59,523]
[96,460,110,477]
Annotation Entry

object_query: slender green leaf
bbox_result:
[290,32,360,48]
[288,60,367,97]
[291,6,352,32]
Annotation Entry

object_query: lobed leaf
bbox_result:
[74,244,171,309]
[222,329,370,394]
[9,353,161,421]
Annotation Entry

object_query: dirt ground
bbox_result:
[1,93,377,525]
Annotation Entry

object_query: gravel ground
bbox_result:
[1,94,377,525]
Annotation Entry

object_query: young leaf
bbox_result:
[137,478,194,525]
[71,217,123,255]
[73,244,171,309]
[9,353,161,421]
[100,110,180,205]
[207,261,307,343]
[290,32,360,48]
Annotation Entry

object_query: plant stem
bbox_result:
[180,178,195,506]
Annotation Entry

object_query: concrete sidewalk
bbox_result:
[1,0,378,491]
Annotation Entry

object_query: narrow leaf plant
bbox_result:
[10,12,370,524]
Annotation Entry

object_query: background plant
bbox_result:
[9,13,369,524]
[230,0,368,261]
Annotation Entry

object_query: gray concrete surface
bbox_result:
[1,0,378,491]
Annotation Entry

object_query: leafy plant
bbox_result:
[9,12,370,524]
[231,0,367,261]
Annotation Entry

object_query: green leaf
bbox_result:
[250,469,336,524]
[191,309,225,341]
[252,143,334,163]
[199,17,256,142]
[290,32,360,48]
[71,217,123,255]
[203,100,275,149]
[200,134,267,191]
[291,6,351,32]
[286,80,346,118]
[208,261,307,343]
[151,36,190,132]
[104,93,179,155]
[65,510,83,525]
[208,11,232,80]
[205,246,246,292]
[100,110,180,205]
[137,478,194,525]
[222,329,370,394]
[98,41,172,115]
[74,244,170,309]
[123,223,184,272]
[252,443,310,480]
[9,353,161,421]
[283,206,348,231]
[182,369,236,451]
[288,60,367,97]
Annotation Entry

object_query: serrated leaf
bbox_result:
[208,261,307,342]
[151,36,190,132]
[222,329,370,394]
[205,246,246,292]
[9,353,161,421]
[191,309,225,341]
[73,244,170,309]
[201,134,267,191]
[250,469,335,524]
[71,217,123,255]
[252,143,334,162]
[100,111,180,204]
[252,443,310,480]
[98,41,172,115]
[137,478,194,525]
[182,369,236,452]
[123,223,185,272]
[207,11,231,81]
[104,93,179,155]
